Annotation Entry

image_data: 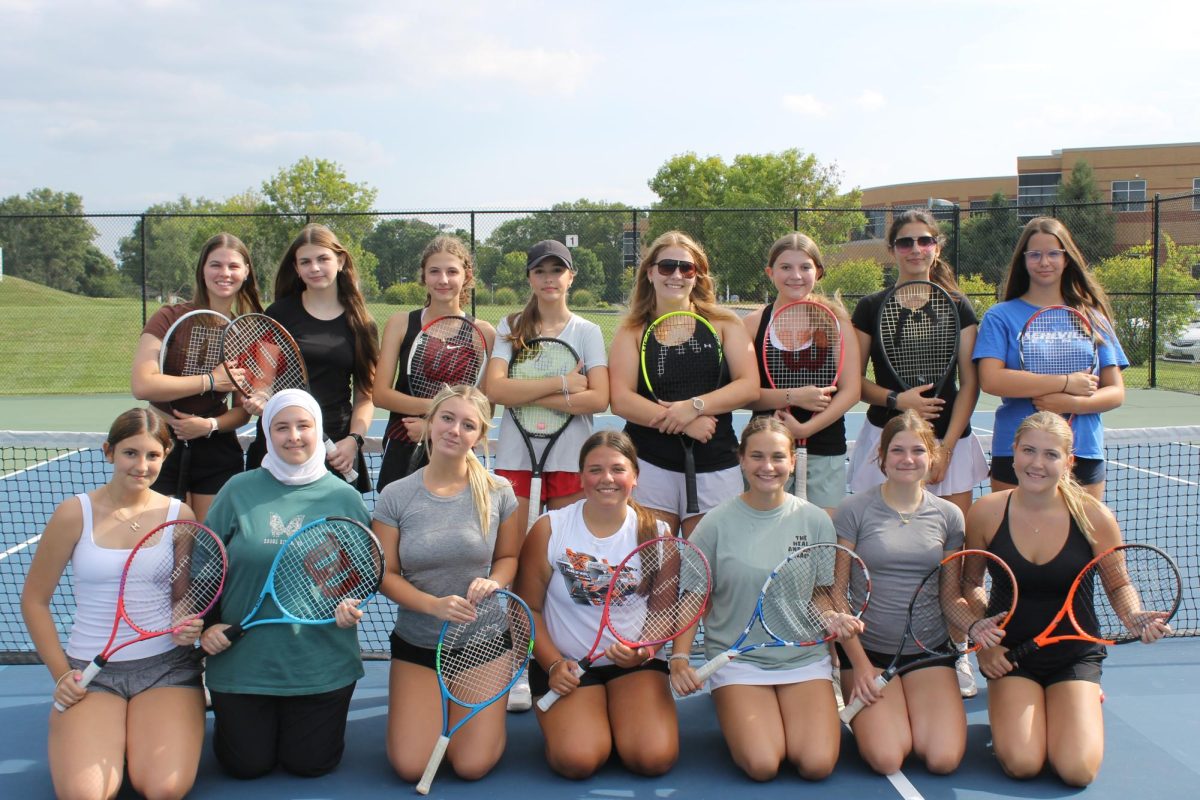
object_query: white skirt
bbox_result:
[847,422,989,496]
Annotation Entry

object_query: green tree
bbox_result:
[1055,160,1116,266]
[0,188,99,294]
[955,192,1022,286]
[364,218,441,289]
[1093,234,1200,366]
[79,245,128,297]
[495,252,528,291]
[570,246,605,294]
[116,196,226,301]
[821,258,884,314]
[957,273,999,318]
[646,150,864,300]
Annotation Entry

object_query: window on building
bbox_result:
[1112,179,1147,212]
[1018,173,1060,219]
[970,197,1014,216]
[861,209,886,239]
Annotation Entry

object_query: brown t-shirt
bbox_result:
[142,303,229,418]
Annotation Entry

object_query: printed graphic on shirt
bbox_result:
[268,513,304,544]
[555,548,623,606]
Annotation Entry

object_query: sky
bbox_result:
[2,0,1198,214]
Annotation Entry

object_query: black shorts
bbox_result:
[389,631,437,671]
[151,431,244,497]
[991,455,1104,486]
[528,658,669,696]
[994,651,1104,688]
[834,642,955,675]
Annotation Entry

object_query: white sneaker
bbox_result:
[507,673,532,712]
[956,653,977,698]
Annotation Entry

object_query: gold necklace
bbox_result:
[107,485,153,532]
[882,484,920,525]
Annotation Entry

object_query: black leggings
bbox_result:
[210,683,356,779]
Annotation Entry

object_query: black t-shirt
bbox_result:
[751,303,847,456]
[851,287,977,441]
[267,293,357,434]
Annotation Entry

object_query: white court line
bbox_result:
[1105,457,1199,487]
[884,768,926,800]
[0,534,41,562]
[1,446,92,561]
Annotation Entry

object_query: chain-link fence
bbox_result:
[2,196,1198,395]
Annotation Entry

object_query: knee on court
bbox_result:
[1050,754,1100,787]
[619,743,676,777]
[128,776,194,800]
[546,739,612,780]
[997,750,1045,781]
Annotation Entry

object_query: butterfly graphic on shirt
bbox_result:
[268,514,305,541]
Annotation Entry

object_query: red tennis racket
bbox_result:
[763,300,844,500]
[536,535,712,711]
[54,520,227,711]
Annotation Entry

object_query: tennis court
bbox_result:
[2,409,1199,797]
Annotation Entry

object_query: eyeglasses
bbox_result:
[892,235,939,252]
[1024,249,1067,264]
[654,259,698,278]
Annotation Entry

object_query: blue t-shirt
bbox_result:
[973,298,1127,459]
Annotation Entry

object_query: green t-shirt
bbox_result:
[690,494,835,670]
[204,469,370,695]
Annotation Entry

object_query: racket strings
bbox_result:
[606,544,710,644]
[272,523,383,621]
[122,524,225,633]
[879,289,958,387]
[1080,547,1181,642]
[1020,308,1096,374]
[440,595,532,706]
[765,306,841,388]
[760,548,840,643]
[223,318,306,395]
[509,341,577,434]
[645,316,723,401]
[410,320,486,398]
[163,317,226,377]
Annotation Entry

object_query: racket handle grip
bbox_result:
[692,651,731,683]
[53,658,105,712]
[415,734,450,795]
[324,438,359,483]
[526,477,543,532]
[683,445,699,514]
[1005,642,1034,667]
[839,674,888,724]
[535,661,587,711]
[222,623,246,644]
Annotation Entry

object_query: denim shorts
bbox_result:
[67,645,204,700]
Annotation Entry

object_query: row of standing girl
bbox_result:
[24,210,1139,795]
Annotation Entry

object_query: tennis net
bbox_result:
[2,426,1198,663]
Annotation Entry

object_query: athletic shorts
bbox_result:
[528,658,669,696]
[633,460,742,520]
[848,423,989,496]
[494,469,583,502]
[834,642,954,675]
[66,645,203,700]
[783,453,846,509]
[389,632,437,671]
[990,455,1104,487]
[151,431,244,497]
[707,653,834,691]
[992,650,1104,687]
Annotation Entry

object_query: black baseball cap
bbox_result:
[525,240,575,273]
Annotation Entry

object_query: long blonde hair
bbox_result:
[621,230,738,330]
[423,384,505,538]
[1012,411,1100,542]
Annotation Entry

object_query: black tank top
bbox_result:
[383,309,477,443]
[751,304,847,456]
[987,494,1105,667]
[624,321,738,473]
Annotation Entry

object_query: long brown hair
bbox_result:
[192,232,264,314]
[885,210,962,295]
[999,216,1115,331]
[765,231,849,320]
[621,230,738,330]
[578,430,660,543]
[105,408,173,455]
[275,224,380,393]
[505,252,571,353]
[419,235,475,309]
[1012,411,1100,542]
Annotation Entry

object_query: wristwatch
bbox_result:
[885,390,899,411]
[691,396,706,413]
[349,432,365,450]
[205,418,219,438]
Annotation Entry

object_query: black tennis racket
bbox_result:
[508,338,580,531]
[405,315,490,474]
[640,311,724,514]
[876,280,960,398]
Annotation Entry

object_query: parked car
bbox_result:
[1163,323,1200,362]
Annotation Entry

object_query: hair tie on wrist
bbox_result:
[54,669,76,688]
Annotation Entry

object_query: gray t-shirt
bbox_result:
[833,487,964,653]
[690,494,835,670]
[373,468,518,647]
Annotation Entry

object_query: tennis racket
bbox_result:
[1018,304,1100,425]
[537,535,711,711]
[1005,544,1181,668]
[155,309,231,497]
[405,315,490,474]
[416,589,534,795]
[840,549,1017,723]
[54,520,227,711]
[640,311,724,514]
[763,300,844,500]
[220,516,384,644]
[876,280,961,397]
[691,543,869,683]
[220,313,358,482]
[508,338,580,531]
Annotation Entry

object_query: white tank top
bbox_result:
[542,500,667,667]
[66,493,182,661]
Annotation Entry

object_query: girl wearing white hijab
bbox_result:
[200,389,371,780]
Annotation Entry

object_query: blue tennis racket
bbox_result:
[416,589,534,795]
[222,516,384,643]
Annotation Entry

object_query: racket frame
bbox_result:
[1017,304,1100,425]
[155,308,232,415]
[875,279,961,395]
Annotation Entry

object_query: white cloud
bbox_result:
[854,90,885,111]
[781,94,828,117]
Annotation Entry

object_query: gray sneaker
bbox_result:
[956,653,977,698]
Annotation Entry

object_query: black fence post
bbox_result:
[792,207,799,230]
[1149,194,1161,388]
[952,204,960,275]
[140,213,148,326]
[470,211,477,317]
